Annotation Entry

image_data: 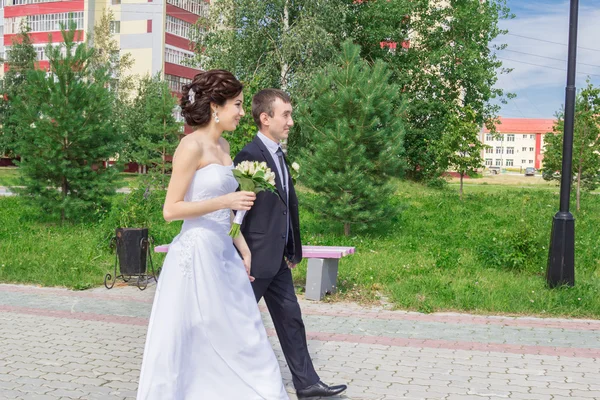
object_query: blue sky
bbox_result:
[492,0,600,118]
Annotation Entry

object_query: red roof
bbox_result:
[483,118,556,134]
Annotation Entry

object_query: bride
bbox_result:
[136,69,289,400]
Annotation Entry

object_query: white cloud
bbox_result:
[492,1,600,117]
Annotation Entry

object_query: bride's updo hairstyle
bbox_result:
[180,69,244,127]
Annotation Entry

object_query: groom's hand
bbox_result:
[286,260,297,269]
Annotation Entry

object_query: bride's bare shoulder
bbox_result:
[218,137,231,154]
[173,134,203,163]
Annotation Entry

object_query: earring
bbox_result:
[213,111,220,123]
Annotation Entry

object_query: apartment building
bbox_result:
[481,118,556,171]
[0,0,207,92]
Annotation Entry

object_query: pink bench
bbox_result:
[154,244,355,301]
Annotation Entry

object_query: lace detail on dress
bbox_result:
[179,231,194,278]
[204,208,231,223]
[177,210,231,279]
[177,231,196,278]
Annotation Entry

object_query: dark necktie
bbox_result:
[275,147,289,245]
[275,147,287,195]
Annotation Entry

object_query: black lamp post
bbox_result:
[546,0,579,287]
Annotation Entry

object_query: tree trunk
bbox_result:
[576,124,585,212]
[344,223,351,237]
[61,175,68,224]
[61,136,68,224]
[280,0,290,154]
[459,172,464,200]
[281,0,289,91]
[162,115,167,188]
[576,163,582,212]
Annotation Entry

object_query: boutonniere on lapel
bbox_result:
[287,161,300,185]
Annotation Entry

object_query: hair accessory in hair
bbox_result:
[188,89,196,105]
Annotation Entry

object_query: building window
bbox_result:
[495,147,503,154]
[529,160,534,164]
[6,12,84,34]
[507,134,515,142]
[530,134,535,139]
[7,43,64,61]
[35,45,45,60]
[523,134,527,138]
[496,159,502,166]
[110,21,120,34]
[485,147,493,154]
[507,147,514,154]
[522,147,527,152]
[522,159,526,164]
[165,74,192,93]
[167,0,209,17]
[497,136,504,141]
[485,134,493,141]
[165,46,197,67]
[485,159,492,166]
[506,159,513,166]
[529,147,534,152]
[6,0,61,5]
[112,0,121,4]
[166,15,194,39]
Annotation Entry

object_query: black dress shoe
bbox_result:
[297,380,347,398]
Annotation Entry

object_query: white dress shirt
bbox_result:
[257,131,288,198]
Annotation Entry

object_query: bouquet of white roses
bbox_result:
[229,161,277,238]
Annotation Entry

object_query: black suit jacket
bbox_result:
[233,136,302,279]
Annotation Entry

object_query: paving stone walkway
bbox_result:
[1,282,599,399]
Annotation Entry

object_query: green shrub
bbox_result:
[426,177,449,190]
[478,226,542,272]
[100,185,181,247]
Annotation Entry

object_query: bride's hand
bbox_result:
[226,191,256,211]
[242,255,254,282]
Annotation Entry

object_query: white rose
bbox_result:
[259,161,268,171]
[292,162,300,172]
[263,171,275,186]
[236,161,249,173]
[248,162,256,175]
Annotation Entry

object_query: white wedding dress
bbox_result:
[137,163,289,400]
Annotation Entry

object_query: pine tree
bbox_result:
[542,80,600,211]
[11,23,122,222]
[0,22,37,157]
[124,74,182,189]
[298,41,404,236]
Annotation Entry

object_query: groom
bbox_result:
[234,89,347,398]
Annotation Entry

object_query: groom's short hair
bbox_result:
[252,89,291,129]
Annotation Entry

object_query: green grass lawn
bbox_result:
[0,195,173,290]
[0,167,139,188]
[292,181,600,318]
[0,167,21,187]
[1,180,599,318]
